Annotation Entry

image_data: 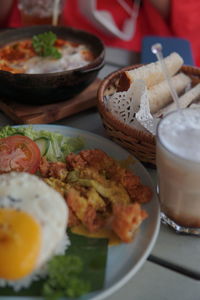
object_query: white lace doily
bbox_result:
[106,80,158,135]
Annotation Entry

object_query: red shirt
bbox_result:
[4,0,200,66]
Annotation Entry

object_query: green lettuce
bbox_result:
[0,126,85,162]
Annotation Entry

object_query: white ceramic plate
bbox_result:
[3,124,160,300]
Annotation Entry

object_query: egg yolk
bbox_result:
[0,208,41,280]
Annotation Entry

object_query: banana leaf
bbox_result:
[0,230,108,298]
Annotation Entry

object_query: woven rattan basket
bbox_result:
[97,65,200,166]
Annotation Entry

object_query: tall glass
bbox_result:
[156,108,200,235]
[18,0,65,26]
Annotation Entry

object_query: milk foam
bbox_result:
[158,108,200,161]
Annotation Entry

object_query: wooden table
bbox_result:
[1,46,200,300]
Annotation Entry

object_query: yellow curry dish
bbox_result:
[40,149,152,243]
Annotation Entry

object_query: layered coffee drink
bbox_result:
[157,108,200,232]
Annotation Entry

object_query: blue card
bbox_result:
[141,36,194,65]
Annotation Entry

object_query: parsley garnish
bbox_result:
[32,31,61,59]
[43,255,90,300]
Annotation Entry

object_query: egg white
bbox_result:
[0,172,70,291]
[23,45,89,74]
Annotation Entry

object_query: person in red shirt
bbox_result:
[1,0,200,66]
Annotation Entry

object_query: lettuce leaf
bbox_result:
[0,126,85,162]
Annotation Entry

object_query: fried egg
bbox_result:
[0,172,69,291]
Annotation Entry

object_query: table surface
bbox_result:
[1,46,200,300]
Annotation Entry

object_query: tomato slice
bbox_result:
[0,135,41,174]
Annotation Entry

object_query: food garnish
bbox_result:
[32,31,61,59]
[0,126,84,162]
[43,255,90,299]
[0,135,41,174]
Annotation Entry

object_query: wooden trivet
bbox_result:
[0,79,101,124]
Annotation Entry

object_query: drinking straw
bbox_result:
[52,0,60,26]
[151,43,181,110]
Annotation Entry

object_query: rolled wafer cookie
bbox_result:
[148,72,191,114]
[118,52,184,91]
[154,83,200,118]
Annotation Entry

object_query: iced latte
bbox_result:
[157,108,200,233]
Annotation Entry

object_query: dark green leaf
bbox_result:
[32,31,61,59]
